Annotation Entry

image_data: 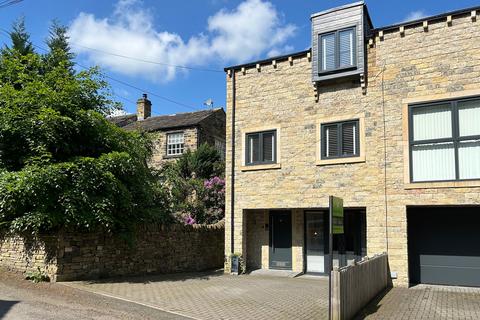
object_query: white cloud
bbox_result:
[402,10,427,22]
[207,0,296,61]
[68,0,296,82]
[267,45,294,58]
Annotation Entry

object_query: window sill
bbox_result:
[404,180,480,189]
[316,156,365,166]
[241,163,281,172]
[317,65,357,76]
[163,154,183,159]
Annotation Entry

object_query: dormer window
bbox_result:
[319,27,356,73]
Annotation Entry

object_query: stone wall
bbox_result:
[225,12,480,286]
[0,234,58,277]
[198,109,227,153]
[0,222,224,282]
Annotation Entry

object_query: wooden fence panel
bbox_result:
[331,253,389,320]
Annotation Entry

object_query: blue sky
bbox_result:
[1,0,479,116]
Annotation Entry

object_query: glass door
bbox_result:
[305,211,326,273]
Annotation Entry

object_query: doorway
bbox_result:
[269,210,292,270]
[305,211,326,273]
[304,209,366,274]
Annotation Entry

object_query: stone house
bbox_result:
[110,94,226,168]
[224,1,480,287]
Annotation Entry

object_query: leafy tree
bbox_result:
[0,21,170,234]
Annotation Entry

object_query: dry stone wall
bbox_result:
[0,222,224,282]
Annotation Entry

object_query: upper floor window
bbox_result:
[246,130,276,165]
[321,120,359,159]
[319,27,356,72]
[410,98,480,182]
[167,132,184,156]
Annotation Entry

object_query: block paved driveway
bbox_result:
[357,284,480,320]
[64,271,329,320]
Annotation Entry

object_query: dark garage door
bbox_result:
[408,206,480,287]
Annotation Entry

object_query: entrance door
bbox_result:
[269,210,292,270]
[305,211,326,273]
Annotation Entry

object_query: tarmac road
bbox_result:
[0,269,189,320]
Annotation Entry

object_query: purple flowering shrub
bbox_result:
[201,176,225,224]
[158,144,225,226]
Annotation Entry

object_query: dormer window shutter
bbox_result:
[339,29,354,67]
[321,33,336,71]
[319,26,356,73]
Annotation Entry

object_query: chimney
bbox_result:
[137,93,152,120]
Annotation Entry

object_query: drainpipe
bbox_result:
[230,70,236,254]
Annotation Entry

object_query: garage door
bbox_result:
[408,206,480,287]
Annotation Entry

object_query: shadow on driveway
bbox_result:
[82,269,225,285]
[0,300,18,318]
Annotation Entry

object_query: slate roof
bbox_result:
[108,114,137,127]
[109,108,224,132]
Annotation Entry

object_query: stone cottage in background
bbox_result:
[224,1,480,288]
[110,94,226,168]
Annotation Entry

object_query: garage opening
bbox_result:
[408,206,480,287]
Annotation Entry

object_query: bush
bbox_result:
[159,144,225,225]
[176,143,223,179]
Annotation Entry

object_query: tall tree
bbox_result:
[0,23,170,235]
[45,20,74,71]
[9,16,34,55]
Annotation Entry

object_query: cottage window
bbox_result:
[410,98,480,182]
[319,27,356,72]
[321,120,359,159]
[246,130,276,165]
[167,132,184,156]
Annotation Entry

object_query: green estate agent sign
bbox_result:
[331,196,344,234]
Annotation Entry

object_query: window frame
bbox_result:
[318,26,357,74]
[245,130,277,166]
[166,131,185,156]
[409,97,480,183]
[320,119,360,160]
